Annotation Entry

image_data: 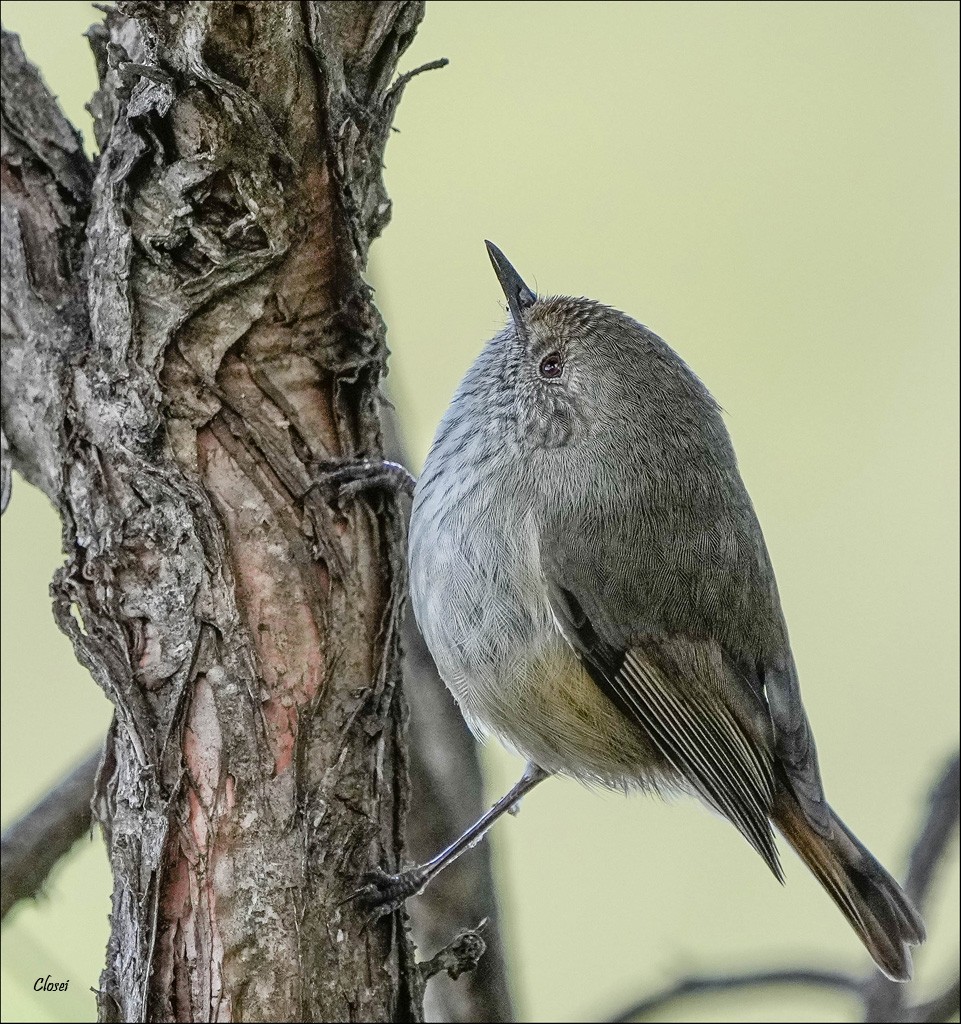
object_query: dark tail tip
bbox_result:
[775,795,925,982]
[831,813,927,961]
[842,856,920,981]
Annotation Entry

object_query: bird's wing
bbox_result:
[762,656,831,835]
[538,455,833,844]
[545,574,785,879]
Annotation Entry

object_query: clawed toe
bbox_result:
[345,865,427,917]
[311,460,416,503]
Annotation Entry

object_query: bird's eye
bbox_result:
[538,352,564,380]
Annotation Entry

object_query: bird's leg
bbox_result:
[353,762,550,915]
[308,458,417,503]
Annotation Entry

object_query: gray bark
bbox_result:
[2,3,430,1019]
[1,28,91,505]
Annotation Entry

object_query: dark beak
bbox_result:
[485,241,536,328]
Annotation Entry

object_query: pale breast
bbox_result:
[410,471,549,709]
[409,469,667,791]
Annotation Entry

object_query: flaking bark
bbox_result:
[2,3,431,1019]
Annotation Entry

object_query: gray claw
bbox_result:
[312,459,416,503]
[350,865,427,914]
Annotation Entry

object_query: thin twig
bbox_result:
[904,753,961,905]
[388,57,449,102]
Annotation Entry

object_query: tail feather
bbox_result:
[774,790,925,982]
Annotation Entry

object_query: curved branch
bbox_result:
[904,753,960,906]
[914,979,961,1024]
[608,968,862,1022]
[609,750,960,1024]
[864,752,960,1023]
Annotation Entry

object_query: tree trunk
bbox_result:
[2,2,432,1019]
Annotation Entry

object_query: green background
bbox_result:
[1,2,957,1021]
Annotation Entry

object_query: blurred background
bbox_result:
[1,2,957,1021]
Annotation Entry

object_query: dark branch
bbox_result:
[388,57,449,103]
[914,979,961,1024]
[0,745,102,919]
[0,28,93,507]
[609,750,960,1024]
[904,753,960,906]
[608,968,862,1022]
[1,426,11,514]
[864,752,960,1023]
[419,924,488,984]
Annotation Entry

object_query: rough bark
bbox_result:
[0,439,517,1021]
[2,3,432,1020]
[0,28,91,506]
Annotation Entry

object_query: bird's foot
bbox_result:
[310,459,417,504]
[346,864,430,918]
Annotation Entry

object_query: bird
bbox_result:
[361,241,925,982]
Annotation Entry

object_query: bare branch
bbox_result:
[864,752,960,1023]
[608,750,960,1023]
[608,968,862,1022]
[404,610,516,1022]
[903,753,961,906]
[1,426,11,513]
[0,745,102,919]
[419,924,488,984]
[914,979,961,1024]
[388,57,450,103]
[0,28,93,507]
